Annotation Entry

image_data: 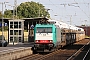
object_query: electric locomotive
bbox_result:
[33,24,58,52]
[33,19,85,53]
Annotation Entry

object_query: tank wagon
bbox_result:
[33,19,85,52]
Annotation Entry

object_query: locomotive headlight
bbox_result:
[50,40,52,43]
[35,40,40,43]
[36,40,39,42]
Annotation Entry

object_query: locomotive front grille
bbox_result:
[35,44,49,49]
[39,44,48,48]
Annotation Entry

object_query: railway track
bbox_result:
[17,39,90,60]
[83,45,90,60]
[67,40,90,60]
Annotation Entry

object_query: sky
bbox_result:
[0,0,90,26]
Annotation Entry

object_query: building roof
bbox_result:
[0,17,48,23]
[22,17,49,22]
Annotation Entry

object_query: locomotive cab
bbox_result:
[33,24,56,52]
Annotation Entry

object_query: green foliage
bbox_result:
[0,12,2,18]
[4,1,50,19]
[4,10,13,18]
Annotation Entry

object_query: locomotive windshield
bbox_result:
[36,27,52,33]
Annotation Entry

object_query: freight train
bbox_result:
[32,19,85,53]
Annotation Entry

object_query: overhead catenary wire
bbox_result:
[43,0,89,19]
[74,0,89,19]
[48,0,69,20]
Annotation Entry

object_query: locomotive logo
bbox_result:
[43,33,46,36]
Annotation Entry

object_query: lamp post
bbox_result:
[14,0,17,19]
[6,4,15,45]
[85,20,87,36]
[1,2,4,47]
[0,2,8,47]
[69,15,72,25]
[7,4,15,19]
[67,15,72,25]
[8,5,15,45]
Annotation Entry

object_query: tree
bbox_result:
[4,10,13,18]
[4,1,50,19]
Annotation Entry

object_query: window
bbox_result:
[10,37,13,42]
[14,22,18,28]
[14,30,18,35]
[36,27,52,33]
[19,37,22,42]
[19,30,21,35]
[10,30,13,35]
[10,24,13,28]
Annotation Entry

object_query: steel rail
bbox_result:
[82,46,90,60]
[67,41,90,60]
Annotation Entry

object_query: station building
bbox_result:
[0,17,48,44]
